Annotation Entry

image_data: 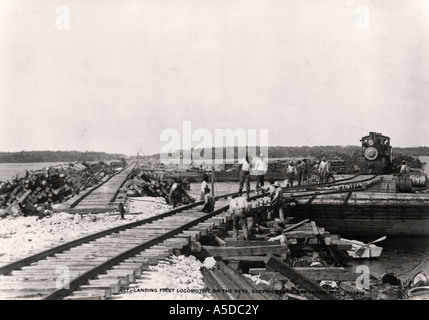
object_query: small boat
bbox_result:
[340,236,385,259]
[407,286,429,300]
[407,272,429,300]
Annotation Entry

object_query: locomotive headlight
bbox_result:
[368,139,374,146]
[364,147,378,160]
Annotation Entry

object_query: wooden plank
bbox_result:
[282,219,310,232]
[249,268,357,282]
[220,256,267,262]
[224,240,281,247]
[264,254,338,300]
[211,269,254,300]
[217,261,268,300]
[284,231,329,239]
[201,245,288,257]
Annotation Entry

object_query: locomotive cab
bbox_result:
[358,132,392,174]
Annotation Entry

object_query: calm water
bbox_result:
[0,162,67,182]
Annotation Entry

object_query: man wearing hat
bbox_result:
[254,154,267,193]
[261,180,278,219]
[399,160,412,175]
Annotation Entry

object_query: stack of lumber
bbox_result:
[200,213,352,265]
[247,254,372,300]
[328,159,347,174]
[202,260,275,300]
[267,160,289,172]
[253,218,353,264]
[0,162,116,216]
[121,169,192,204]
[121,169,171,199]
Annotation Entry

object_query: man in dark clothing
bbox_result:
[238,156,251,198]
[301,159,309,184]
[200,187,215,213]
[118,203,126,220]
[271,182,285,223]
[296,160,303,186]
[169,179,193,208]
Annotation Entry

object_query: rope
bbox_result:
[397,254,429,278]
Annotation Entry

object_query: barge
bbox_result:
[286,175,429,236]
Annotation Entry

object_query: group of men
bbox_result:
[230,179,286,241]
[169,174,215,212]
[238,154,267,198]
[167,154,334,242]
[238,156,333,198]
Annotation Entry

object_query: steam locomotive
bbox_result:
[357,132,393,174]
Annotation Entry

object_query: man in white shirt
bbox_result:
[318,157,329,183]
[229,196,253,240]
[399,160,412,175]
[238,156,251,198]
[254,154,267,193]
[200,173,209,200]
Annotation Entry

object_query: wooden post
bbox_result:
[211,166,215,196]
[264,254,338,300]
[213,235,226,247]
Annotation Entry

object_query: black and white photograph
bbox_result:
[0,0,428,307]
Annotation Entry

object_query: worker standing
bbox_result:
[285,161,296,187]
[229,196,253,240]
[200,173,209,200]
[271,182,285,224]
[254,154,267,193]
[118,202,126,220]
[318,157,329,183]
[296,160,303,186]
[238,156,251,198]
[301,159,309,184]
[399,160,412,175]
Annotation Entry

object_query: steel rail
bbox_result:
[0,174,374,278]
[70,161,137,209]
[43,192,267,300]
[0,188,261,275]
[0,200,202,275]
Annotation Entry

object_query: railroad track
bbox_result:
[0,189,269,300]
[54,161,138,214]
[0,172,379,300]
[282,174,381,195]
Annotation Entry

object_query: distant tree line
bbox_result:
[157,145,429,159]
[0,151,127,163]
[391,147,429,156]
[155,145,427,170]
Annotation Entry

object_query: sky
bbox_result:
[0,0,428,156]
